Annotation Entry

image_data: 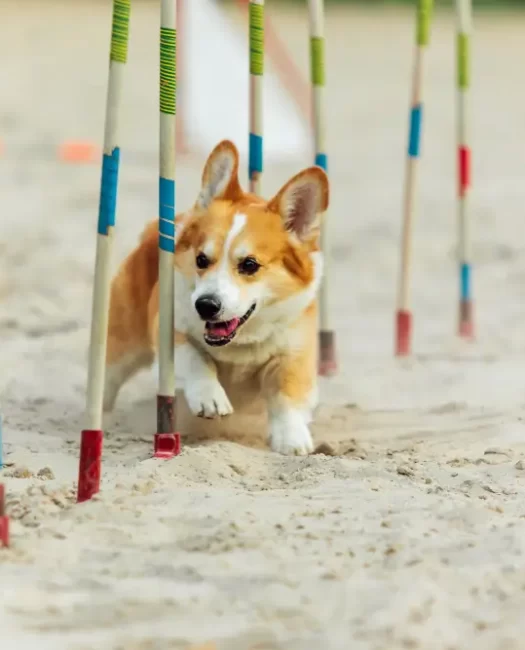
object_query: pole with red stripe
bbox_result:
[395,0,433,356]
[456,0,473,338]
[78,0,131,502]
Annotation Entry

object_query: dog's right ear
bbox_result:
[195,140,242,209]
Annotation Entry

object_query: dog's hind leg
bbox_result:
[104,222,159,411]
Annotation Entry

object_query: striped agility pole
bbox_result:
[78,0,130,503]
[395,0,433,357]
[175,0,187,154]
[249,0,264,194]
[309,0,336,376]
[155,0,180,458]
[0,484,8,547]
[456,0,473,338]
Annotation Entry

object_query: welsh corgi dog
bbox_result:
[103,140,329,455]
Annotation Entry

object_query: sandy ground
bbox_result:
[2,1,525,648]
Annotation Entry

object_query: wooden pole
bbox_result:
[155,0,180,458]
[456,0,473,338]
[395,0,433,356]
[309,0,337,376]
[78,0,130,502]
[249,0,264,194]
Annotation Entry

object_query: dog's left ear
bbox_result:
[195,140,243,209]
[267,167,329,240]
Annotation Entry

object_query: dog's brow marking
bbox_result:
[224,213,247,259]
[213,212,246,285]
[202,239,216,258]
[233,243,251,259]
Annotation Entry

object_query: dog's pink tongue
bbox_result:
[208,318,240,337]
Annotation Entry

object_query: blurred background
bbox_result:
[1,0,525,401]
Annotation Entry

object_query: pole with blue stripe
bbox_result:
[155,0,180,458]
[249,0,264,194]
[0,483,8,547]
[78,0,130,503]
[456,0,473,338]
[309,0,336,376]
[395,0,433,357]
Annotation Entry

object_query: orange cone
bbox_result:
[58,141,101,164]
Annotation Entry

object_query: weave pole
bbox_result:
[309,0,336,376]
[0,484,8,547]
[175,0,187,154]
[236,0,310,127]
[395,0,433,357]
[77,0,130,503]
[155,0,180,458]
[456,0,473,338]
[249,0,264,194]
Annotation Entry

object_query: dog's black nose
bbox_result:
[195,295,222,320]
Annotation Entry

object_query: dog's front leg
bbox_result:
[177,334,233,419]
[267,351,317,456]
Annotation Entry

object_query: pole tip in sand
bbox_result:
[155,395,181,459]
[459,320,474,338]
[77,429,103,503]
[459,300,474,339]
[58,141,101,164]
[395,310,412,356]
[0,484,9,547]
[318,330,337,377]
[154,433,181,459]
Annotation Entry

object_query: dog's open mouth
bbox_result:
[204,303,256,347]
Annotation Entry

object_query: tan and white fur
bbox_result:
[103,140,329,455]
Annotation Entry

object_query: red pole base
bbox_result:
[0,484,8,547]
[155,395,181,458]
[459,320,474,338]
[77,429,103,503]
[459,300,474,339]
[395,309,412,356]
[0,516,9,547]
[154,433,181,459]
[318,330,337,376]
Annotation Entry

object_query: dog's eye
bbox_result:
[238,257,260,275]
[196,253,210,269]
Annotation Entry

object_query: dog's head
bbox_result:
[176,140,329,347]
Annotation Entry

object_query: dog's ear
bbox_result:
[267,167,329,240]
[195,140,242,209]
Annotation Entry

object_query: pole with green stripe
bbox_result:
[155,0,180,457]
[456,0,473,338]
[395,0,433,356]
[78,0,131,502]
[249,0,264,194]
[308,0,336,376]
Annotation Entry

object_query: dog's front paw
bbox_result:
[269,409,314,456]
[184,379,234,419]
